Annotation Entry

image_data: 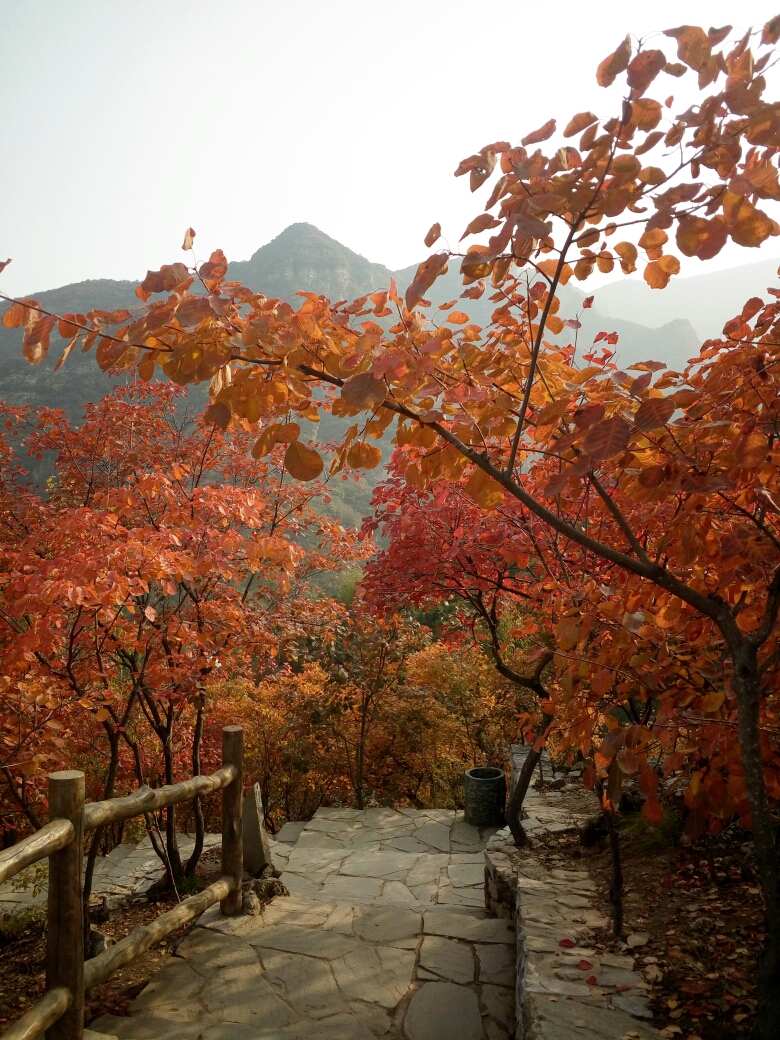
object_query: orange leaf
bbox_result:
[563,112,597,138]
[554,618,578,651]
[347,441,383,470]
[643,261,671,289]
[596,36,632,87]
[723,193,777,248]
[446,311,469,325]
[642,797,665,825]
[676,215,728,260]
[521,118,556,146]
[763,14,780,44]
[464,468,504,509]
[2,299,37,329]
[628,98,663,131]
[406,253,449,311]
[204,402,231,430]
[614,241,638,274]
[664,25,712,72]
[460,214,501,241]
[182,227,196,250]
[627,49,666,96]
[702,691,725,713]
[583,417,631,460]
[284,441,324,481]
[341,372,387,411]
[634,397,674,430]
[424,223,441,248]
[733,431,769,468]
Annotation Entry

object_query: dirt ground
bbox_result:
[532,819,764,1040]
[0,895,192,1030]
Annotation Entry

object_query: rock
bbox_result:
[619,783,646,814]
[249,924,358,959]
[128,958,204,1014]
[242,888,262,915]
[275,820,307,843]
[424,909,514,944]
[403,981,484,1040]
[241,782,271,876]
[626,931,650,948]
[176,928,257,972]
[259,948,341,1008]
[414,821,451,852]
[578,814,609,846]
[352,906,421,942]
[447,862,485,888]
[476,942,515,986]
[480,984,514,1030]
[418,935,474,983]
[202,960,294,1027]
[87,926,114,957]
[331,945,415,1008]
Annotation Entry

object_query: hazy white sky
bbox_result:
[2,0,780,297]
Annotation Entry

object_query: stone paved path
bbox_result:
[92,809,516,1040]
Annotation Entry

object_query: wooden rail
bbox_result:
[0,819,75,887]
[82,765,236,831]
[0,989,72,1040]
[0,726,244,1040]
[83,876,233,989]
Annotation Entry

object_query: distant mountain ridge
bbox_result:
[227,223,394,302]
[0,221,739,421]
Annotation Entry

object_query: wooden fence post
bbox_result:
[46,770,84,1040]
[220,726,243,915]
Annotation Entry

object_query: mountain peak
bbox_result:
[228,223,392,300]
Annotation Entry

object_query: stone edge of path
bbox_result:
[484,833,662,1040]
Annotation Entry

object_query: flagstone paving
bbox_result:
[91,809,516,1040]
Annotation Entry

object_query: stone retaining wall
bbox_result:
[485,756,662,1040]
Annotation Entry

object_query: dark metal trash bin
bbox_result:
[464,767,506,827]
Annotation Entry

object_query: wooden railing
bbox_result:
[0,726,244,1040]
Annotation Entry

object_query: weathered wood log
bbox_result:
[220,726,243,915]
[46,771,84,1040]
[82,765,237,831]
[0,819,74,887]
[83,875,234,990]
[0,987,71,1040]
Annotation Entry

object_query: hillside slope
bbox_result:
[393,263,700,372]
[592,255,780,340]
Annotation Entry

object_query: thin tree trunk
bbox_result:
[732,645,780,1040]
[507,713,554,846]
[606,807,623,937]
[83,729,121,947]
[158,706,182,884]
[186,701,205,877]
[355,699,369,811]
[1,765,43,830]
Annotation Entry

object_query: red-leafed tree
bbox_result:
[0,383,366,896]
